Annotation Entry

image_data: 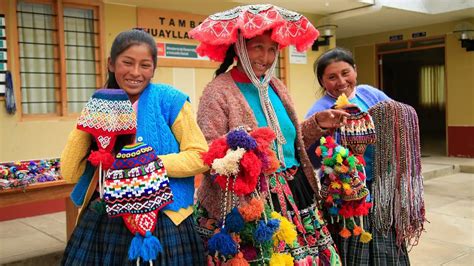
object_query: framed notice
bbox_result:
[289,46,307,64]
[137,8,218,68]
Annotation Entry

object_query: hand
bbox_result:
[313,109,350,129]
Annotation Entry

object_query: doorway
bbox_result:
[378,41,446,157]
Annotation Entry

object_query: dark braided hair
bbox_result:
[214,44,236,77]
[105,29,158,89]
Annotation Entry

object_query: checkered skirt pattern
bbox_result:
[61,203,205,266]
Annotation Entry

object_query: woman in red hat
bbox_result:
[190,4,347,265]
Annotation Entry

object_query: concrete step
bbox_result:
[422,163,459,181]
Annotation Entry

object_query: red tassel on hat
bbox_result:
[88,149,115,169]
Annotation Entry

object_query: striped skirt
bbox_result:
[62,202,205,266]
[195,167,341,265]
[328,215,410,266]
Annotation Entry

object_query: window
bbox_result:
[419,65,445,109]
[16,0,102,116]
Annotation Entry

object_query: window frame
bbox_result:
[275,46,289,87]
[12,0,105,120]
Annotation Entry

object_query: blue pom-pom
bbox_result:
[365,193,371,202]
[267,219,281,231]
[329,206,339,216]
[128,233,143,260]
[227,128,257,150]
[208,231,238,256]
[140,231,163,261]
[224,207,245,233]
[254,220,278,244]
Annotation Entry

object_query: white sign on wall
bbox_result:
[289,46,307,64]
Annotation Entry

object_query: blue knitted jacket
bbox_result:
[71,83,194,212]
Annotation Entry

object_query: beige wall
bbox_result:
[288,41,334,120]
[445,33,474,125]
[0,3,320,161]
[338,18,474,126]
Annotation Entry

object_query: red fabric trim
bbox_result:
[230,67,251,83]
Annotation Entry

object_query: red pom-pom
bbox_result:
[201,137,229,166]
[358,171,366,181]
[88,149,114,169]
[354,201,372,216]
[250,127,276,151]
[356,155,366,166]
[338,204,356,219]
[233,151,261,195]
[214,175,233,191]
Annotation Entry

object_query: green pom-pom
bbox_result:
[260,239,274,258]
[346,218,355,230]
[323,158,335,166]
[240,222,257,244]
[320,137,326,144]
[341,177,351,184]
[347,156,356,169]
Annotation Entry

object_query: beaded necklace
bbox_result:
[369,100,425,249]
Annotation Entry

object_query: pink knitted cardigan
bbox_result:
[197,71,324,218]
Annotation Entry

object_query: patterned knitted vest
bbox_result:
[137,83,194,211]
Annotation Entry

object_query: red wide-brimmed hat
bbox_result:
[189,4,319,62]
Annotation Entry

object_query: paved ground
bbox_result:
[0,156,473,265]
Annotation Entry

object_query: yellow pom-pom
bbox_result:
[269,252,294,266]
[339,227,352,238]
[334,93,351,109]
[330,181,342,189]
[342,183,351,190]
[271,212,297,247]
[341,147,349,157]
[320,136,326,144]
[336,154,343,164]
[360,231,372,243]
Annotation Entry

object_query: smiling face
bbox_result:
[320,61,358,98]
[108,44,155,102]
[238,31,278,78]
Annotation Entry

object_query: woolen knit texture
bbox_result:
[136,83,194,212]
[196,71,320,218]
